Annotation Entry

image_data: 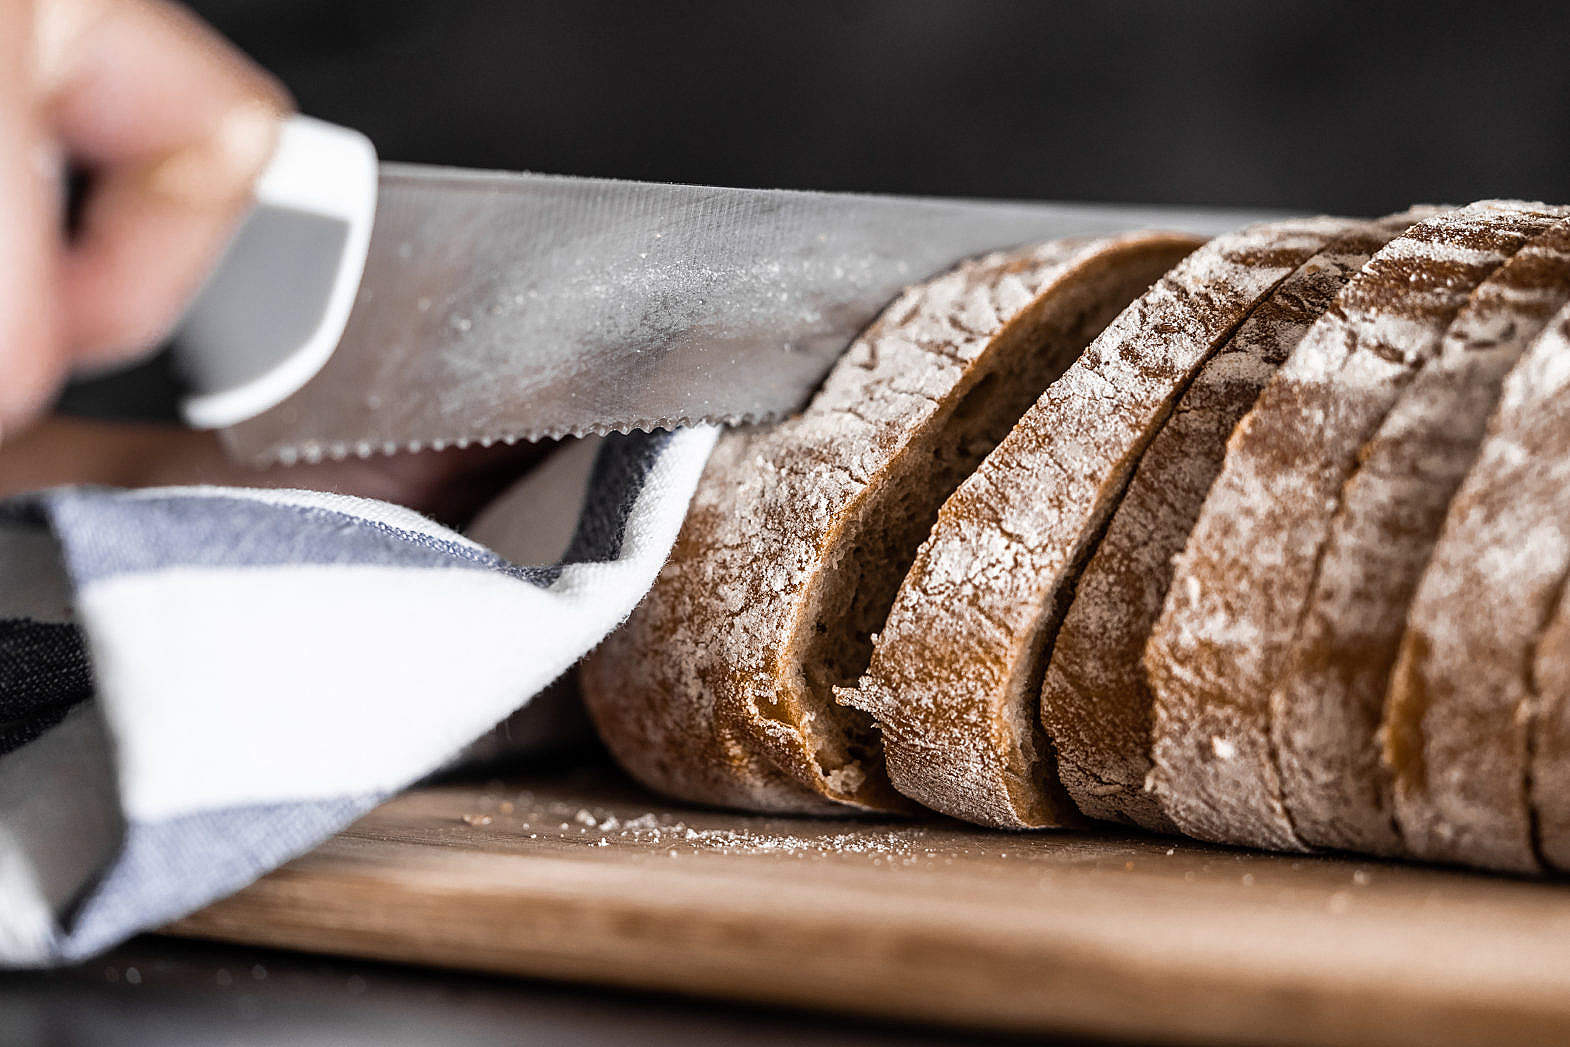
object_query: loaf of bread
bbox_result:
[581,232,1200,813]
[1145,203,1561,851]
[839,218,1349,828]
[582,199,1570,879]
[1037,212,1424,830]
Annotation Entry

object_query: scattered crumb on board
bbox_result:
[435,781,1267,874]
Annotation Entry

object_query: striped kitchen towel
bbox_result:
[0,425,718,966]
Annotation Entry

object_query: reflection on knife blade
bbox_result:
[223,166,1270,465]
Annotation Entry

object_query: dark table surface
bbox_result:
[0,936,1115,1047]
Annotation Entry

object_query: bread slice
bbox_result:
[1039,212,1424,831]
[581,232,1201,813]
[1271,216,1570,857]
[1146,202,1561,852]
[1528,546,1570,872]
[837,218,1349,829]
[1383,299,1570,872]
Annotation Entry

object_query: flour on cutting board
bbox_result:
[481,789,938,860]
[438,778,1206,867]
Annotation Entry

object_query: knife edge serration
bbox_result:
[250,412,776,467]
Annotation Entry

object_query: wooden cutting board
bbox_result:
[167,763,1570,1047]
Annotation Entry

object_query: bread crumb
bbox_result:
[1211,737,1237,760]
[462,813,492,827]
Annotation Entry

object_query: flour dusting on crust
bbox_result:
[1043,212,1421,831]
[1272,214,1570,858]
[842,217,1347,829]
[583,232,1200,813]
[1148,202,1561,853]
[1385,296,1570,872]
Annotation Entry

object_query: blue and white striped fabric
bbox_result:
[0,425,718,966]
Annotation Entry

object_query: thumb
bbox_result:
[0,0,65,439]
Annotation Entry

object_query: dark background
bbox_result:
[185,0,1568,216]
[64,0,1569,419]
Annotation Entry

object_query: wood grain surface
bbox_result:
[168,764,1570,1047]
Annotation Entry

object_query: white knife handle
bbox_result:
[175,115,378,429]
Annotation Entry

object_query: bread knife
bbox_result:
[172,116,1266,465]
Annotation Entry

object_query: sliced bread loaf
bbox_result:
[838,217,1350,829]
[1039,211,1425,831]
[581,232,1200,813]
[1383,299,1570,872]
[1271,216,1570,857]
[1146,203,1561,851]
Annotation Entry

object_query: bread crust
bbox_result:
[1041,214,1418,831]
[840,218,1348,829]
[1272,216,1570,857]
[1147,203,1560,852]
[1383,300,1570,872]
[582,233,1200,813]
[1529,558,1570,871]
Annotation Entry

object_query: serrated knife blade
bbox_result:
[216,164,1263,465]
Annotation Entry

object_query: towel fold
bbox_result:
[0,426,717,965]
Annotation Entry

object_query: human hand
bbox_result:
[0,0,292,440]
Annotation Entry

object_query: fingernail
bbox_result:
[146,100,286,206]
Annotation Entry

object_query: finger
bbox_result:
[0,0,65,438]
[39,0,292,365]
